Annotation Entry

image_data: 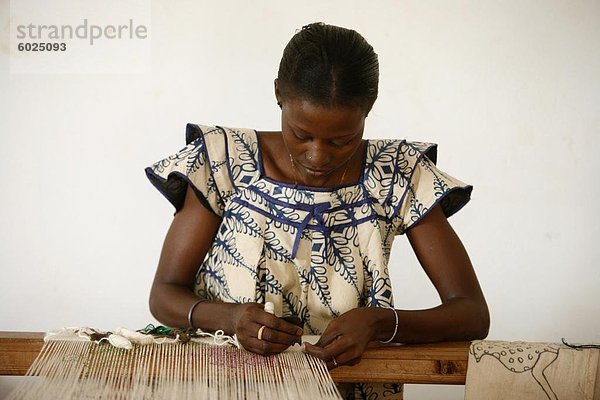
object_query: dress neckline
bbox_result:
[252,129,369,192]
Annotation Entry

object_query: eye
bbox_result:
[330,138,353,147]
[292,131,310,141]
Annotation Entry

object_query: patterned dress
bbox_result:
[146,123,472,399]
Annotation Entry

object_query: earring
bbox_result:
[277,101,282,109]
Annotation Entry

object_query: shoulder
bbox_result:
[255,130,284,166]
[185,123,224,145]
[185,122,259,140]
[399,140,438,164]
[184,123,262,159]
[363,139,438,176]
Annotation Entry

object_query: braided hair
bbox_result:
[277,22,379,114]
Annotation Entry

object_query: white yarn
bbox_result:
[115,327,155,345]
[44,328,89,342]
[45,326,246,350]
[107,334,132,350]
[44,327,107,342]
[264,301,275,314]
[191,329,241,349]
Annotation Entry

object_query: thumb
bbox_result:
[303,342,326,360]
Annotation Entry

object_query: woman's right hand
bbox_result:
[230,302,303,356]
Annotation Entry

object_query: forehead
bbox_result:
[284,99,365,137]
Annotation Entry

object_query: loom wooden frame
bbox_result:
[0,332,470,385]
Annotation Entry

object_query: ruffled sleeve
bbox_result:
[144,124,232,216]
[394,141,472,234]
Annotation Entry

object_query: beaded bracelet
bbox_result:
[187,299,206,329]
[380,306,399,344]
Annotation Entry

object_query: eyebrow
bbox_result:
[293,126,357,139]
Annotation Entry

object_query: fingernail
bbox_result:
[302,342,307,352]
[296,328,303,336]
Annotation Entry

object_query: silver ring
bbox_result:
[332,356,338,367]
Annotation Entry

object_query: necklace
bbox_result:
[289,154,350,187]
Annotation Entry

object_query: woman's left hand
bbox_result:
[303,307,375,369]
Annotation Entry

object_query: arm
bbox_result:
[389,203,489,342]
[305,204,489,367]
[149,185,302,354]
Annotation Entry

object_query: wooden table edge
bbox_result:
[0,331,470,384]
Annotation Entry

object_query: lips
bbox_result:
[307,169,327,177]
[301,165,330,177]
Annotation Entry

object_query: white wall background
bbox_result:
[1,1,599,398]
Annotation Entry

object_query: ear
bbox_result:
[364,103,374,118]
[274,78,281,103]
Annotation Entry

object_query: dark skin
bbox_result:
[149,80,489,367]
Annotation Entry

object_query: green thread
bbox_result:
[140,324,176,335]
[138,324,196,343]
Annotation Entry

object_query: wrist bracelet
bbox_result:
[380,306,398,344]
[187,298,206,329]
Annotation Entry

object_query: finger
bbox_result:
[303,342,329,360]
[250,316,303,346]
[304,343,343,369]
[256,313,304,337]
[245,336,290,356]
[306,337,359,367]
[324,341,365,368]
[327,355,340,370]
[256,324,301,346]
[238,309,302,342]
[281,316,303,328]
[242,318,301,347]
[237,322,289,355]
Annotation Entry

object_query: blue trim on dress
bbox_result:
[246,185,377,212]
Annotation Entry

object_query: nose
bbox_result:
[305,142,332,168]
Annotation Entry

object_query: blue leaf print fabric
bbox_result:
[145,123,473,400]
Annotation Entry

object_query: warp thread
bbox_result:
[8,326,340,400]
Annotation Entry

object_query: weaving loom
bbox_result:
[2,333,600,399]
[4,327,341,400]
[0,332,471,399]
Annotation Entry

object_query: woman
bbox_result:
[146,22,489,399]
